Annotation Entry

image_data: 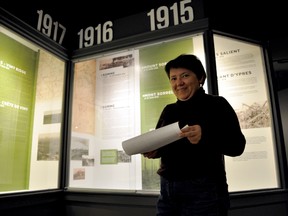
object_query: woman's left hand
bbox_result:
[179,125,202,144]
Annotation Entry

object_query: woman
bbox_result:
[143,54,246,216]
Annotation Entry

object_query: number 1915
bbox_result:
[147,0,194,31]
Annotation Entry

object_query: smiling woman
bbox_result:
[143,54,246,215]
[0,1,288,216]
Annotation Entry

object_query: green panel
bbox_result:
[139,38,194,133]
[0,32,37,191]
[139,37,195,190]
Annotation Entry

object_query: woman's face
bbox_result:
[169,67,201,101]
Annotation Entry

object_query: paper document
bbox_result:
[122,122,187,155]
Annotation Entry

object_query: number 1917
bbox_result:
[37,10,66,45]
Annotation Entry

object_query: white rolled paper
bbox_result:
[122,122,187,155]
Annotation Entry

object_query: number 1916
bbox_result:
[78,21,113,49]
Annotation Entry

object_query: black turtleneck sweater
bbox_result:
[155,87,246,183]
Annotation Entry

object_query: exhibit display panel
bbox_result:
[68,32,280,193]
[69,34,206,190]
[0,26,66,193]
[214,34,280,192]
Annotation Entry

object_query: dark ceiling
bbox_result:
[1,0,287,49]
[1,0,177,49]
[1,1,178,30]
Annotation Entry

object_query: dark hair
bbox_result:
[165,54,206,84]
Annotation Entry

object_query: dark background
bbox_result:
[1,0,287,50]
[1,0,176,49]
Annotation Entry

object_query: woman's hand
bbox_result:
[179,125,202,144]
[142,150,159,159]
